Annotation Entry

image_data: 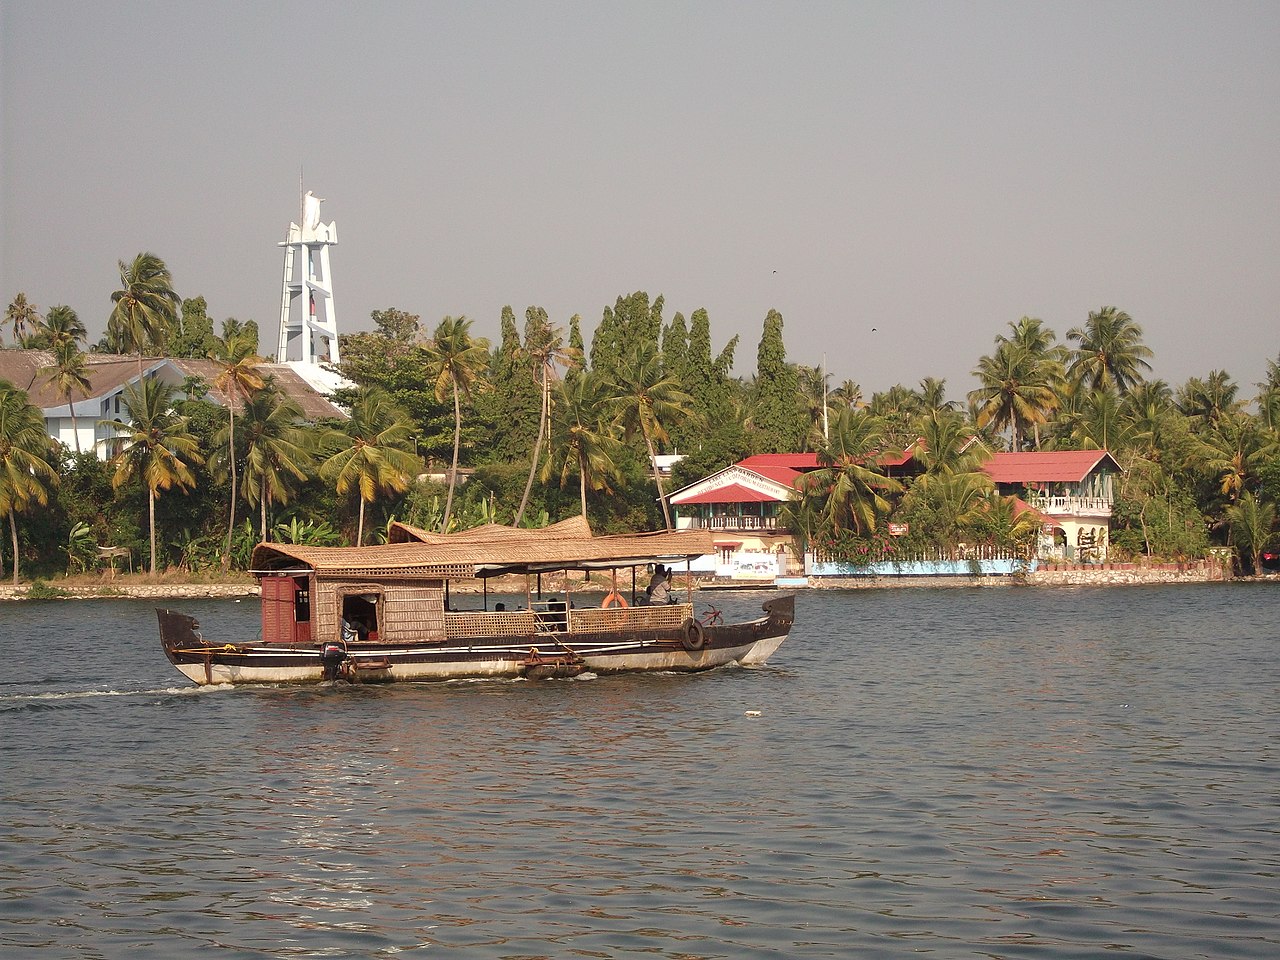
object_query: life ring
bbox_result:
[681,617,706,652]
[602,591,628,608]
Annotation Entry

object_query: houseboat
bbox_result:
[157,518,795,685]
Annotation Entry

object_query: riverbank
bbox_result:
[0,558,1259,601]
[801,558,1239,590]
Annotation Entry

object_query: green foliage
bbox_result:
[107,252,180,358]
[752,309,805,452]
[170,297,219,358]
[65,521,96,574]
[370,307,421,342]
[274,516,343,546]
[24,579,69,600]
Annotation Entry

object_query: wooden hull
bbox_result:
[157,595,794,686]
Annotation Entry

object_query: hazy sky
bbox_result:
[3,1,1278,399]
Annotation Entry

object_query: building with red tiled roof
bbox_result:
[0,350,347,460]
[667,445,1119,573]
[666,444,924,578]
[980,450,1121,561]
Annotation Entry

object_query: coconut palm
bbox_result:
[1066,389,1132,452]
[916,376,956,414]
[30,303,88,352]
[1122,380,1176,460]
[1066,307,1153,395]
[4,293,41,346]
[320,386,421,545]
[913,409,989,481]
[420,316,490,531]
[1256,358,1280,434]
[981,492,1045,559]
[39,339,92,454]
[1195,412,1266,502]
[609,342,698,530]
[1226,491,1276,575]
[797,364,831,444]
[829,379,863,411]
[1178,371,1243,427]
[208,332,265,567]
[237,381,313,540]
[0,382,59,585]
[968,341,1057,451]
[514,313,580,526]
[996,316,1068,366]
[108,252,180,374]
[101,378,203,577]
[806,407,904,536]
[543,371,624,519]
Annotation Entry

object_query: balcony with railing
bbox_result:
[680,514,781,532]
[1028,495,1112,518]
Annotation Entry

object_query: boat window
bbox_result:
[294,578,310,622]
[341,593,380,641]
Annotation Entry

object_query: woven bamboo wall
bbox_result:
[314,578,446,644]
[445,610,538,639]
[569,603,692,633]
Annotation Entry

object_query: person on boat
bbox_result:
[647,564,673,605]
[340,616,357,643]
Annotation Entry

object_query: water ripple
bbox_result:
[1,587,1278,957]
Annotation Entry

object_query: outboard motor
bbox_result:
[320,639,348,681]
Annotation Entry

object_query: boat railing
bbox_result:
[568,603,692,635]
[443,603,693,640]
[445,609,537,639]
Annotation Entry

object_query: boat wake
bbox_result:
[0,684,230,709]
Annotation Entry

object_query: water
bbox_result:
[1,585,1277,958]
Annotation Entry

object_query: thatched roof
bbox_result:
[252,524,713,578]
[387,515,593,544]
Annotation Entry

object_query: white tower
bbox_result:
[277,190,341,366]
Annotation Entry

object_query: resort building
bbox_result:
[0,350,347,460]
[667,446,1120,578]
[983,450,1121,562]
[667,450,922,579]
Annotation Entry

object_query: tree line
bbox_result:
[2,253,1278,583]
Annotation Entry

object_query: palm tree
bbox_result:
[913,410,989,480]
[1066,307,1153,395]
[514,313,579,526]
[1195,411,1266,502]
[608,343,697,530]
[4,293,41,346]
[806,407,904,536]
[108,252,180,374]
[39,339,92,454]
[968,342,1057,451]
[24,302,88,352]
[1255,355,1280,433]
[543,371,624,518]
[101,378,202,577]
[209,332,265,568]
[320,386,421,545]
[797,364,831,445]
[1178,371,1242,426]
[237,381,313,540]
[0,382,59,585]
[829,379,863,411]
[916,376,955,414]
[982,492,1045,559]
[420,316,490,531]
[1066,389,1132,452]
[1226,491,1276,575]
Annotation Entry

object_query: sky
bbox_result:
[3,1,1278,401]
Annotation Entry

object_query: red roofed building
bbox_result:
[667,447,922,578]
[981,450,1121,561]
